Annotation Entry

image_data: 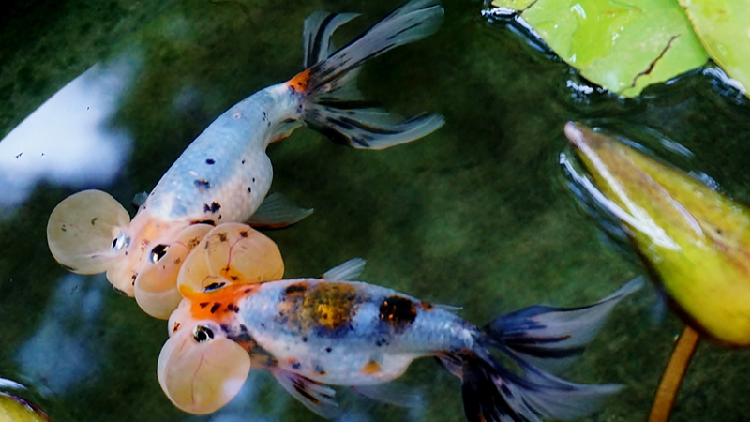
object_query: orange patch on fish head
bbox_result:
[178,283,260,326]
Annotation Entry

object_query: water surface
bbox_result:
[2,0,750,421]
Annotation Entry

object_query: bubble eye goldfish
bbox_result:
[46,0,446,316]
[159,259,641,419]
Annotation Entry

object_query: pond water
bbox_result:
[2,0,750,421]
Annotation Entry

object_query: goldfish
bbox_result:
[46,0,445,319]
[562,122,750,347]
[158,258,641,420]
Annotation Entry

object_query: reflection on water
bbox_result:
[0,51,140,211]
[15,274,108,398]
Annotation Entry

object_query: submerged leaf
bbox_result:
[491,0,709,97]
[564,122,750,346]
[678,0,750,96]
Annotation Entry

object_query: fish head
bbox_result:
[104,208,192,296]
[159,292,254,414]
[133,223,215,319]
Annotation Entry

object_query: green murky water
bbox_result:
[2,0,750,421]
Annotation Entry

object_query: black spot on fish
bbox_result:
[239,231,249,238]
[220,324,231,333]
[325,347,332,353]
[292,362,301,370]
[218,233,227,242]
[247,187,252,193]
[241,159,246,164]
[172,322,181,332]
[262,111,268,121]
[252,177,255,183]
[285,283,308,295]
[210,303,221,314]
[302,336,308,343]
[226,303,240,312]
[205,158,215,165]
[61,225,67,232]
[91,217,98,225]
[380,295,417,326]
[194,179,211,189]
[203,202,221,214]
[190,219,217,226]
[199,302,210,308]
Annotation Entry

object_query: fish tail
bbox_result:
[289,0,444,149]
[446,278,642,422]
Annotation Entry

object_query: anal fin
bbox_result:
[271,369,339,418]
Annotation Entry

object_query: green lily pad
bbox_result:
[679,0,750,96]
[491,0,709,97]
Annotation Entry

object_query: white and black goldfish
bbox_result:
[159,259,642,421]
[46,0,445,318]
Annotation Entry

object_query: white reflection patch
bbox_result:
[0,50,142,210]
[14,273,108,397]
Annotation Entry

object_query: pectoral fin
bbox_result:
[247,192,313,229]
[271,369,339,418]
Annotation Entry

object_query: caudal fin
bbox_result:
[449,279,641,422]
[459,356,622,422]
[292,0,445,149]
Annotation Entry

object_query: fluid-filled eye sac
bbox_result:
[47,189,131,275]
[135,224,213,319]
[178,223,284,294]
[158,326,251,414]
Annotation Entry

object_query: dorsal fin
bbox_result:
[322,258,366,280]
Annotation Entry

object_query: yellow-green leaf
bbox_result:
[564,122,750,347]
[679,0,750,96]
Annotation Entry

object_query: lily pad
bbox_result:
[679,0,750,96]
[491,0,709,97]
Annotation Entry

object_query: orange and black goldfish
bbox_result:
[46,0,445,319]
[159,259,641,420]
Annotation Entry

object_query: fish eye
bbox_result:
[193,325,214,343]
[112,231,130,251]
[150,244,169,264]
